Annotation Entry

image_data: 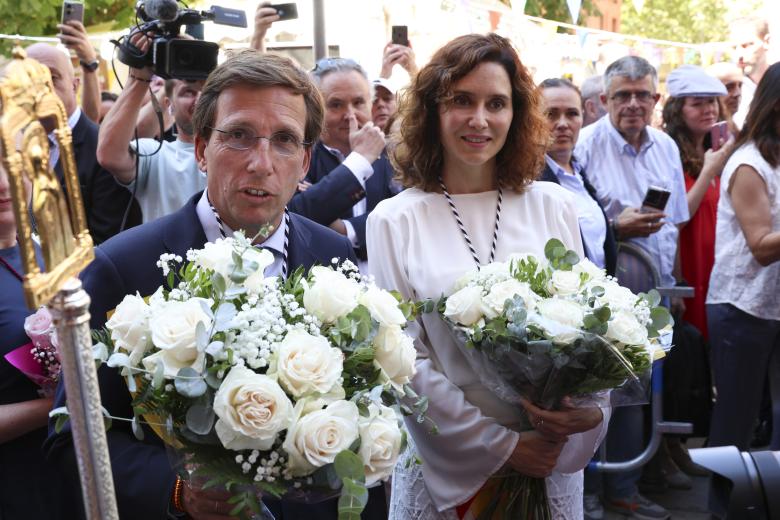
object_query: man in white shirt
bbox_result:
[575,55,689,520]
[730,16,772,128]
[97,34,206,224]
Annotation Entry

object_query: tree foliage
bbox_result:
[522,0,600,23]
[621,0,730,44]
[0,0,135,49]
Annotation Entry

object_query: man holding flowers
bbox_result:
[44,50,388,519]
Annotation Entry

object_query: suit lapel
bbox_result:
[162,196,208,258]
[286,214,318,272]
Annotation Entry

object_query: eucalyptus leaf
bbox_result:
[228,269,248,284]
[107,352,131,368]
[175,367,207,398]
[131,415,145,440]
[92,342,109,363]
[593,306,611,323]
[152,362,165,389]
[338,477,369,519]
[231,250,244,271]
[334,450,366,484]
[544,238,565,261]
[211,272,226,295]
[186,404,216,435]
[224,285,247,299]
[214,303,237,333]
[591,286,605,297]
[196,321,209,352]
[205,369,223,389]
[205,341,225,357]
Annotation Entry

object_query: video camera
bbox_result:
[116,0,247,80]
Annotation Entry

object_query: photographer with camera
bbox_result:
[97,30,206,224]
[56,19,101,124]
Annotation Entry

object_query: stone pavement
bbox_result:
[603,474,711,519]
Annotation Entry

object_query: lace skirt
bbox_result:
[389,444,584,520]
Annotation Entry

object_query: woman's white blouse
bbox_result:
[707,142,780,320]
[367,183,609,511]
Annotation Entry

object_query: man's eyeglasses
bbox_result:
[609,90,656,104]
[207,127,310,156]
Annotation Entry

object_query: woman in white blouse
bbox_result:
[367,34,608,520]
[706,62,780,451]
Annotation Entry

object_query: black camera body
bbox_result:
[116,0,246,80]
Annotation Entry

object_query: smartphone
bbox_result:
[710,121,729,151]
[392,25,409,46]
[271,3,298,21]
[61,1,84,24]
[641,186,671,213]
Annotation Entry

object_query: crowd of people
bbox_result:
[1,4,779,520]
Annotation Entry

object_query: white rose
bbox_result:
[193,238,235,277]
[483,279,538,319]
[606,310,648,346]
[358,404,404,486]
[443,285,485,326]
[359,285,406,327]
[573,258,606,283]
[452,269,478,291]
[597,281,639,311]
[212,366,294,451]
[476,261,510,280]
[273,329,343,398]
[145,298,212,377]
[373,325,417,392]
[547,270,583,296]
[106,293,152,366]
[303,266,360,323]
[242,248,276,294]
[536,298,585,336]
[283,400,360,476]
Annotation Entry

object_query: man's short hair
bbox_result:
[310,57,368,86]
[580,75,604,101]
[731,15,770,40]
[192,50,324,145]
[603,56,658,93]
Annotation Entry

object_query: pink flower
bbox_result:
[24,307,54,350]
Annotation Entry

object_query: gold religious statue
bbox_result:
[0,46,118,520]
[0,45,92,308]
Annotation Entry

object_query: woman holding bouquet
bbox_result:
[367,34,609,519]
[0,161,71,518]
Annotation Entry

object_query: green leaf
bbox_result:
[650,306,672,332]
[544,238,565,261]
[175,367,207,398]
[195,321,209,352]
[131,415,145,441]
[644,289,662,308]
[211,272,226,295]
[152,362,165,389]
[334,450,365,484]
[185,404,215,435]
[593,306,611,323]
[590,286,605,297]
[337,477,369,520]
[50,406,70,433]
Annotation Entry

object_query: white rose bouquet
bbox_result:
[79,233,423,519]
[427,238,672,519]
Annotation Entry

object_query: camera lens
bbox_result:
[176,48,194,67]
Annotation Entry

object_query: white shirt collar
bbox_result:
[195,189,287,254]
[67,107,81,129]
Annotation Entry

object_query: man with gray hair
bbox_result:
[294,57,399,268]
[575,55,689,520]
[581,74,607,127]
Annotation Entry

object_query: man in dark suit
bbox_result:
[45,50,386,520]
[26,43,141,244]
[288,58,399,264]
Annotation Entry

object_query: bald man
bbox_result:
[26,43,141,243]
[708,62,744,122]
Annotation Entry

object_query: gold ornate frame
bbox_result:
[0,46,93,308]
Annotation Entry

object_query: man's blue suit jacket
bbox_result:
[288,142,399,259]
[44,194,387,519]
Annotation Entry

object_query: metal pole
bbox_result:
[588,359,692,473]
[51,277,119,520]
[312,0,327,60]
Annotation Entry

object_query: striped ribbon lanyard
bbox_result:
[207,197,291,279]
[438,176,503,267]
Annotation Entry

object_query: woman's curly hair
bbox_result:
[662,95,726,178]
[391,33,548,192]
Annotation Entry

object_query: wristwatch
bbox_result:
[80,59,99,73]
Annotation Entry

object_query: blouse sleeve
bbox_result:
[367,207,520,512]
